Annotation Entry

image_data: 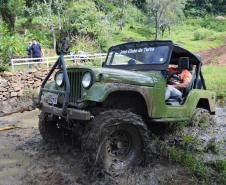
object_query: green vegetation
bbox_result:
[206,139,225,155]
[181,135,201,151]
[215,160,226,184]
[22,87,38,98]
[160,136,226,184]
[168,146,208,178]
[163,18,226,52]
[0,1,225,96]
[202,65,226,98]
[0,0,226,72]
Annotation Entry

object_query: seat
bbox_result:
[166,57,192,106]
[178,57,190,70]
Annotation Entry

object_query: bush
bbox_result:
[71,36,101,53]
[25,29,52,49]
[0,24,27,71]
[200,17,226,32]
[193,28,214,41]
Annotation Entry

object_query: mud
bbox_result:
[0,108,225,185]
[199,44,226,65]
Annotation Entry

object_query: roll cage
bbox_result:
[104,40,206,90]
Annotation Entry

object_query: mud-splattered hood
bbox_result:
[85,67,163,87]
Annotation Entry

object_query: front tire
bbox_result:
[82,109,148,174]
[39,112,62,143]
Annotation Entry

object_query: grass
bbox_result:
[167,146,226,184]
[108,18,226,53]
[168,147,208,178]
[215,160,226,184]
[202,65,226,98]
[163,20,226,52]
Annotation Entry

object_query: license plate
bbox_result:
[47,93,58,105]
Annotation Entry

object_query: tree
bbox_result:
[26,0,66,49]
[114,0,132,31]
[133,0,146,9]
[184,0,226,16]
[24,0,44,26]
[0,0,25,32]
[146,0,186,39]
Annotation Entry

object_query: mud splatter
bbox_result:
[0,108,225,185]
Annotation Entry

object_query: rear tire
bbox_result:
[190,108,215,128]
[81,109,148,175]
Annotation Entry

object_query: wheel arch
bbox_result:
[196,98,212,113]
[103,90,149,117]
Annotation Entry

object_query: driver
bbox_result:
[165,58,192,100]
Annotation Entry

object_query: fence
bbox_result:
[11,53,107,71]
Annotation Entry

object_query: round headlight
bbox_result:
[55,73,64,87]
[82,72,92,89]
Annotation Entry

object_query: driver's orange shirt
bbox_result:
[179,69,192,83]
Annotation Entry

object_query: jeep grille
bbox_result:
[68,70,84,103]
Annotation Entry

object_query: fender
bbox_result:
[84,82,153,117]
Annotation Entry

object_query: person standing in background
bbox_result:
[31,39,43,69]
[27,41,32,57]
[27,41,33,69]
[31,39,42,58]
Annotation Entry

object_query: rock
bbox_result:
[3,71,14,76]
[0,78,8,87]
[11,76,19,82]
[0,87,7,92]
[216,16,226,21]
[21,75,28,80]
[28,80,34,84]
[14,86,21,92]
[34,74,45,80]
[9,97,17,103]
[8,88,14,92]
[3,92,9,97]
[11,92,18,97]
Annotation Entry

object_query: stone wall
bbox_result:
[0,70,53,102]
[0,70,54,115]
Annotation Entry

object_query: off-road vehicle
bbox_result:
[37,40,216,173]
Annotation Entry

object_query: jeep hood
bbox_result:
[87,67,162,87]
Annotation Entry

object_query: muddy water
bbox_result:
[0,108,225,185]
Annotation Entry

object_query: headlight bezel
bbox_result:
[55,72,64,87]
[82,72,93,89]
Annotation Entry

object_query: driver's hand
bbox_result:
[174,81,180,85]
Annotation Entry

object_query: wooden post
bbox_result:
[11,59,15,71]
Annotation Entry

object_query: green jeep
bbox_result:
[37,40,216,173]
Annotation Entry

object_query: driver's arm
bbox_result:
[173,70,192,90]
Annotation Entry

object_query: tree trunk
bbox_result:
[51,24,56,50]
[57,10,62,30]
[0,9,16,33]
[26,17,33,28]
[154,13,159,40]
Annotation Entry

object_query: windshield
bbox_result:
[106,45,170,66]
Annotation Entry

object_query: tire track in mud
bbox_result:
[1,108,225,185]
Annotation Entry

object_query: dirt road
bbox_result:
[199,44,226,65]
[0,109,225,185]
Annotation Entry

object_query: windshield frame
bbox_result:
[104,40,174,71]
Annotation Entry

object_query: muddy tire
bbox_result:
[39,112,62,143]
[82,109,148,175]
[190,108,215,128]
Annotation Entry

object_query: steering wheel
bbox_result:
[167,72,181,85]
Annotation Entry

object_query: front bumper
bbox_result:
[38,102,92,121]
